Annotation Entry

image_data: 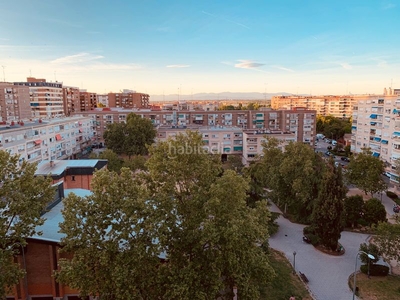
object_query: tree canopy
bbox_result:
[0,151,55,298]
[103,113,156,157]
[57,132,275,299]
[374,219,400,263]
[363,198,387,226]
[345,148,387,196]
[316,115,351,139]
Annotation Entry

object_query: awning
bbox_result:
[372,152,380,157]
[394,132,400,136]
[394,109,399,114]
[34,139,42,145]
[374,137,381,142]
[381,140,389,144]
[370,122,377,125]
[370,114,377,119]
[55,134,62,141]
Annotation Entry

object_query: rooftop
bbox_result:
[35,159,107,176]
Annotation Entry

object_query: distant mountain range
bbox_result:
[149,92,292,102]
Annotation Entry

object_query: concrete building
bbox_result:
[79,90,97,111]
[0,116,95,164]
[14,77,64,118]
[351,94,400,181]
[271,95,359,118]
[0,82,31,122]
[108,90,149,109]
[78,107,316,147]
[62,86,80,116]
[97,94,109,107]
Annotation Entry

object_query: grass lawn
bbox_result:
[349,272,400,300]
[260,249,313,300]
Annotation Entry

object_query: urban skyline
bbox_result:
[0,0,399,96]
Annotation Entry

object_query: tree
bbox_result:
[359,243,380,264]
[311,161,347,250]
[0,151,55,298]
[374,220,400,263]
[56,168,162,300]
[89,149,123,173]
[345,148,387,196]
[226,155,244,173]
[364,198,387,226]
[122,155,147,172]
[343,195,364,228]
[58,132,275,299]
[103,113,156,157]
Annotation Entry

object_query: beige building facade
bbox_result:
[0,82,31,122]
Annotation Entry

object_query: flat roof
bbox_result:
[35,159,107,176]
[32,188,93,243]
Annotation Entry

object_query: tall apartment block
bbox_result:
[63,86,80,116]
[78,107,316,148]
[79,90,98,111]
[108,90,150,109]
[0,116,95,163]
[271,95,359,118]
[351,94,400,181]
[97,94,109,107]
[13,77,64,118]
[0,82,31,122]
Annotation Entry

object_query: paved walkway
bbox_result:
[269,202,370,300]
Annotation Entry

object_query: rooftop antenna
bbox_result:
[1,65,5,82]
[54,71,57,82]
[29,69,32,77]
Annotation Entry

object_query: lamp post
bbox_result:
[353,251,375,300]
[293,251,297,274]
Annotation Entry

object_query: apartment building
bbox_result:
[14,77,64,118]
[351,94,400,180]
[242,130,297,165]
[0,116,95,164]
[0,82,31,122]
[97,93,109,107]
[108,90,150,109]
[271,95,358,118]
[79,90,98,111]
[63,86,80,116]
[78,107,316,146]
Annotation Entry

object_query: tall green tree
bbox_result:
[374,220,400,263]
[343,195,364,228]
[359,243,380,264]
[0,151,55,298]
[103,113,156,157]
[56,168,162,300]
[364,198,387,226]
[345,148,387,196]
[89,149,123,173]
[57,132,275,299]
[311,161,347,250]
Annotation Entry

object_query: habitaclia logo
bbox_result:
[167,142,222,158]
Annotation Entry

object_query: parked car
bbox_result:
[341,157,350,162]
[303,236,311,244]
[383,171,391,178]
[325,151,331,156]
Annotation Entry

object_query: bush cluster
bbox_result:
[386,191,398,200]
[360,264,389,276]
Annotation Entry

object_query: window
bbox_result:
[71,176,75,181]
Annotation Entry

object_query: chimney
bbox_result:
[50,160,55,168]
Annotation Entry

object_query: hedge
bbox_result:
[386,190,398,200]
[360,264,389,276]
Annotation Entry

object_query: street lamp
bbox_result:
[293,251,297,274]
[353,251,375,300]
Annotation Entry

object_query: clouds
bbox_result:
[166,64,190,68]
[339,62,353,70]
[272,65,295,72]
[234,60,265,69]
[201,10,250,29]
[51,53,104,64]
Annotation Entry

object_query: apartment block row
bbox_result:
[0,78,150,122]
[0,116,95,164]
[79,107,316,147]
[271,95,362,118]
[351,94,400,181]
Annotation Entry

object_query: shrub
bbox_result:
[360,264,389,276]
[364,198,387,226]
[303,225,316,235]
[386,190,398,199]
[357,218,369,227]
[307,233,320,246]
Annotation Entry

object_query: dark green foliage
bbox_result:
[386,191,398,199]
[343,195,364,228]
[317,115,351,140]
[364,198,387,226]
[268,212,280,236]
[89,149,123,173]
[311,162,347,250]
[360,264,389,276]
[307,234,321,246]
[103,113,156,157]
[359,243,380,264]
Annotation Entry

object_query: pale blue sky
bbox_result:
[0,0,399,96]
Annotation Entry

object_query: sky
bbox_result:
[0,0,399,97]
